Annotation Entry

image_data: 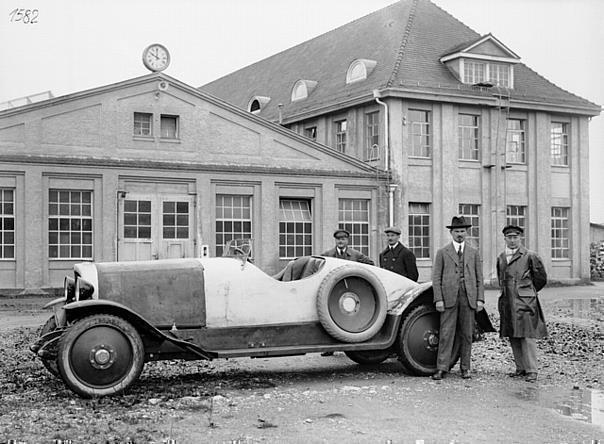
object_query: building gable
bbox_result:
[0,74,381,177]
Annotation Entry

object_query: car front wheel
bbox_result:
[40,316,60,377]
[57,314,144,398]
[396,304,441,375]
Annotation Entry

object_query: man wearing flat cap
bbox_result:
[379,226,418,281]
[496,224,547,383]
[322,228,374,264]
[432,216,484,380]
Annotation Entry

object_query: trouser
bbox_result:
[509,337,538,373]
[436,286,474,371]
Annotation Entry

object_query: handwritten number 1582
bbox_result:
[9,8,39,24]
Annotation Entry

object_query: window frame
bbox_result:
[551,206,570,259]
[458,203,480,249]
[279,198,313,260]
[551,122,569,166]
[364,111,380,161]
[304,126,317,141]
[409,109,431,158]
[48,189,94,260]
[338,198,370,256]
[215,194,253,257]
[408,202,431,259]
[334,119,347,153]
[133,112,153,137]
[160,114,179,140]
[506,118,526,164]
[458,114,480,161]
[0,188,15,260]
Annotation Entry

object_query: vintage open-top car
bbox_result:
[31,241,494,398]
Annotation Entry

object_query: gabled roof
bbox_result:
[200,0,600,120]
[440,33,520,62]
[0,72,383,176]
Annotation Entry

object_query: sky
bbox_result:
[1,0,603,221]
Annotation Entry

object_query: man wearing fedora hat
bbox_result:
[379,226,418,281]
[496,224,547,383]
[321,228,374,265]
[432,216,484,380]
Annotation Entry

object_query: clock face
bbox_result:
[142,44,170,72]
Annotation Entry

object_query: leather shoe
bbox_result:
[507,369,527,378]
[460,369,471,379]
[525,372,538,383]
[431,370,446,380]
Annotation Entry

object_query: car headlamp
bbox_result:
[75,278,94,301]
[64,276,76,303]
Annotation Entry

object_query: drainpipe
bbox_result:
[373,89,394,227]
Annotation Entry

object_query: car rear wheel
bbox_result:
[40,316,60,377]
[396,303,461,375]
[396,304,441,375]
[57,314,144,398]
[316,265,387,343]
[345,349,391,365]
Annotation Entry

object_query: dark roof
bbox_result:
[200,0,600,121]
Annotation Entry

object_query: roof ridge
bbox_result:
[387,0,419,88]
[518,63,600,109]
[202,1,403,90]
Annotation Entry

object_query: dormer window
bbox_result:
[291,80,317,102]
[346,59,377,84]
[440,34,520,89]
[247,95,271,114]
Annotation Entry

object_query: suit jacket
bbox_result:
[432,242,484,309]
[321,247,374,265]
[379,243,418,281]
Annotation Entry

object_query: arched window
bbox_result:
[250,99,260,112]
[346,59,377,84]
[291,80,317,102]
[247,96,271,114]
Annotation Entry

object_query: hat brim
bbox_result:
[446,224,471,229]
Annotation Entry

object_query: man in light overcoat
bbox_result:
[432,216,484,380]
[496,224,547,383]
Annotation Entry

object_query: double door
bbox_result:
[118,193,195,261]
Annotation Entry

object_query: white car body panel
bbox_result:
[200,257,419,328]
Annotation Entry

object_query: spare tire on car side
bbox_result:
[316,265,388,343]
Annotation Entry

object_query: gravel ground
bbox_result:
[0,289,603,442]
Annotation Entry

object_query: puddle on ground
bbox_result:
[515,387,604,429]
[551,298,604,323]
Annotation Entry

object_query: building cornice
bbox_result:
[0,154,388,180]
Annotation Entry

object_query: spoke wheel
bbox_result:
[57,314,144,398]
[345,349,391,365]
[40,316,60,377]
[317,265,387,343]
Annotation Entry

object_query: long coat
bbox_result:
[379,243,418,281]
[496,246,547,338]
[432,243,484,309]
[321,247,374,265]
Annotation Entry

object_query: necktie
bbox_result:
[457,246,462,258]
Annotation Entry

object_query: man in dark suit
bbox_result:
[321,229,374,265]
[379,226,418,281]
[432,216,484,380]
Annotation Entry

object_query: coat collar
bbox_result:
[445,242,461,263]
[501,245,527,266]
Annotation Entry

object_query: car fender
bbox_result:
[388,281,434,316]
[62,300,215,359]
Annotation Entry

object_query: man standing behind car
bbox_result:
[379,227,418,281]
[321,229,374,265]
[497,225,547,383]
[432,216,484,380]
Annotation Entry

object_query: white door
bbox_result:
[118,193,195,261]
